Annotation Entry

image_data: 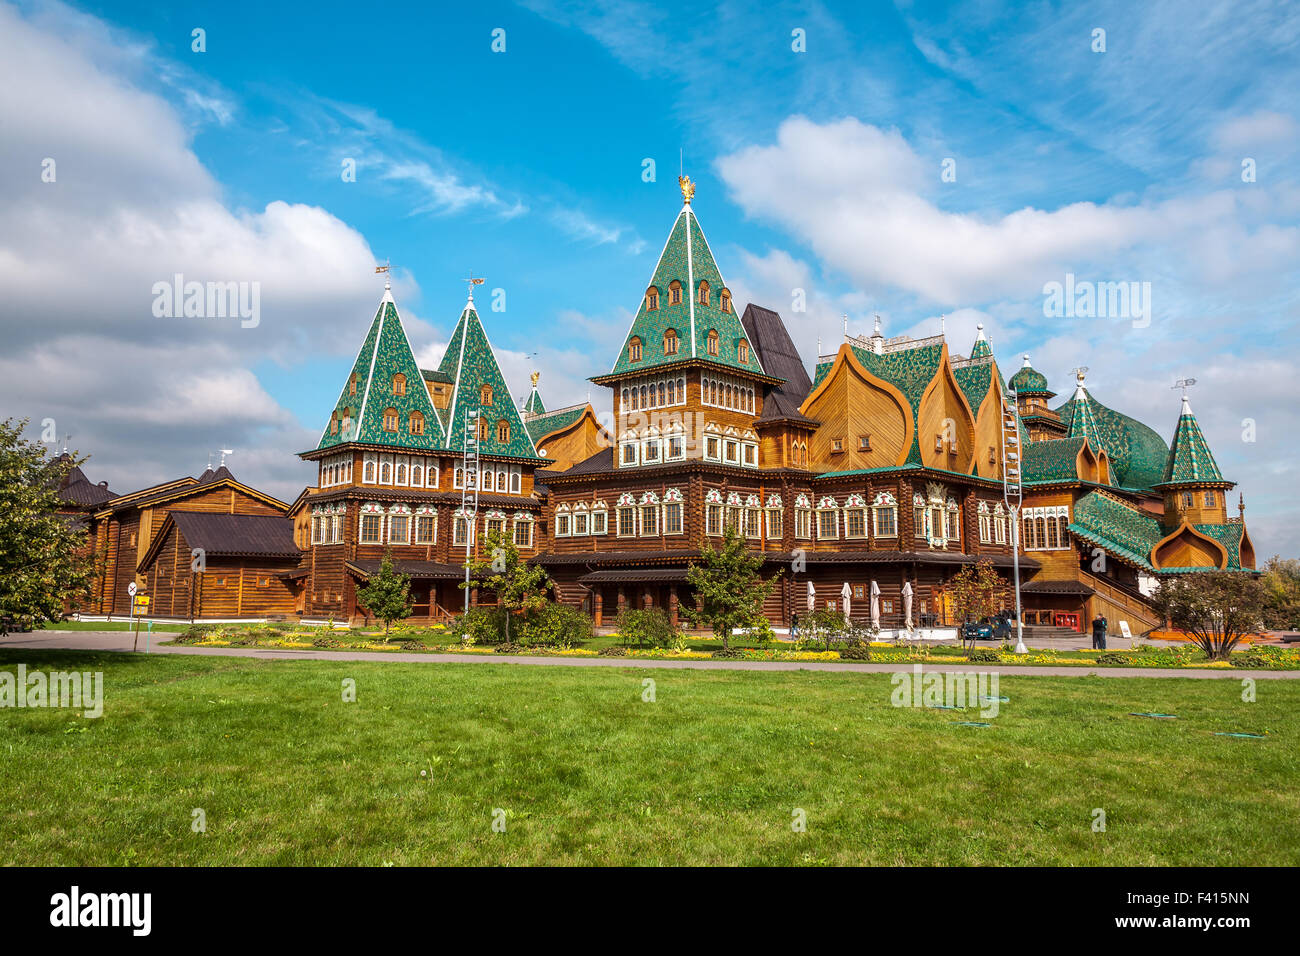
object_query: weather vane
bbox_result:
[465,271,485,300]
[1071,365,1089,384]
[374,259,391,290]
[1172,377,1197,398]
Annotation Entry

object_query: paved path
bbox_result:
[3,631,1295,680]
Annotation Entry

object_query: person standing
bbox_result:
[1091,614,1108,650]
[790,611,799,641]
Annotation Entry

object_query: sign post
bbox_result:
[132,594,150,651]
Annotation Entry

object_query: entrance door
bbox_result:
[1054,612,1080,631]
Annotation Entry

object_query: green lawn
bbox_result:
[2,648,1296,865]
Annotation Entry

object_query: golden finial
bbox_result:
[530,371,540,388]
[678,174,695,204]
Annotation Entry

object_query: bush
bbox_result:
[312,636,341,648]
[228,634,260,647]
[712,646,745,659]
[453,607,507,644]
[615,607,676,648]
[398,640,425,651]
[496,641,523,654]
[519,603,592,649]
[599,645,627,657]
[1096,652,1134,665]
[839,645,871,660]
[966,648,1001,663]
[174,625,213,645]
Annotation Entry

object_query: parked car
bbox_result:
[960,621,994,642]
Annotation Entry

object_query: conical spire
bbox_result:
[607,186,762,377]
[1160,394,1224,485]
[316,290,446,451]
[440,300,539,460]
[522,371,546,417]
[968,323,992,359]
[1065,369,1100,445]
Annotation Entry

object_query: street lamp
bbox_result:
[1000,388,1028,654]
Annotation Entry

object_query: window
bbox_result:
[766,507,783,539]
[642,434,661,464]
[617,506,636,537]
[845,507,866,538]
[591,508,607,535]
[379,457,392,484]
[497,420,511,443]
[705,435,720,460]
[859,435,872,451]
[706,503,723,536]
[360,513,382,544]
[698,280,710,306]
[945,506,960,541]
[621,441,638,466]
[1203,491,1216,507]
[349,372,358,396]
[873,498,898,538]
[978,505,991,543]
[556,511,571,537]
[720,290,731,313]
[738,339,750,364]
[724,440,739,465]
[485,514,506,538]
[745,509,761,539]
[388,512,410,545]
[707,329,719,356]
[641,505,659,536]
[664,502,683,535]
[646,287,659,311]
[363,458,377,483]
[409,411,425,435]
[415,514,436,544]
[667,432,685,460]
[513,518,533,548]
[392,373,406,396]
[914,498,928,538]
[795,507,811,539]
[478,383,493,406]
[994,506,1007,545]
[669,281,682,305]
[1181,491,1194,508]
[743,443,757,467]
[383,408,399,433]
[573,511,588,536]
[629,337,643,363]
[831,438,844,453]
[663,328,678,355]
[330,412,339,435]
[934,433,945,453]
[817,509,838,539]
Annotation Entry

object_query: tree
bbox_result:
[355,552,412,637]
[1152,571,1268,662]
[460,529,550,642]
[0,420,98,635]
[1260,556,1300,630]
[936,559,1004,649]
[683,524,779,650]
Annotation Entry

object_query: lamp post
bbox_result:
[461,407,480,614]
[1000,387,1028,654]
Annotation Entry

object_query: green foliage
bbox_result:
[0,420,98,635]
[938,559,1005,649]
[839,644,872,660]
[966,647,1002,663]
[519,603,592,649]
[615,607,676,648]
[1152,571,1268,661]
[805,608,848,651]
[683,524,779,649]
[355,553,413,637]
[1260,556,1300,630]
[454,607,507,644]
[460,530,551,642]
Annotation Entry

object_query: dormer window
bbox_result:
[629,336,643,362]
[409,410,425,436]
[668,281,682,306]
[645,287,659,311]
[480,384,493,405]
[392,373,406,396]
[738,339,750,363]
[383,408,399,433]
[330,411,339,435]
[497,420,511,443]
[720,289,732,313]
[663,328,678,355]
[707,329,719,356]
[349,372,358,396]
[698,280,710,306]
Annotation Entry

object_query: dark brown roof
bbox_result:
[543,548,1037,569]
[420,368,454,384]
[741,304,816,424]
[170,511,300,558]
[347,559,465,580]
[560,447,615,476]
[578,568,691,584]
[58,472,117,507]
[1021,579,1094,595]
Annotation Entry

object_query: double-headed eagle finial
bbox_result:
[678,174,695,204]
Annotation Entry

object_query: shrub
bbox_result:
[228,634,260,647]
[519,604,593,649]
[454,607,507,645]
[839,645,871,660]
[496,641,523,654]
[599,645,627,657]
[398,640,425,652]
[615,608,676,648]
[712,646,745,659]
[312,636,341,648]
[1096,652,1133,665]
[966,648,1001,663]
[174,625,213,645]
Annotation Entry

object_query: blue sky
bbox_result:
[2,0,1298,554]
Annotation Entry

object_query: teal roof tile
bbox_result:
[1055,382,1168,491]
[1159,397,1224,486]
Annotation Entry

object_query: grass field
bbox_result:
[2,648,1297,865]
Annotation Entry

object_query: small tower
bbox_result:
[1153,385,1230,527]
[1007,355,1064,441]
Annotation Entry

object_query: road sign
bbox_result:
[128,582,137,597]
[134,595,150,610]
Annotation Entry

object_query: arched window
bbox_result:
[645,286,659,311]
[720,289,732,313]
[698,280,710,306]
[478,417,489,442]
[707,329,719,356]
[622,388,630,410]
[663,328,678,355]
[409,410,425,436]
[629,337,642,363]
[383,408,399,432]
[497,420,511,443]
[480,384,493,405]
[668,280,682,306]
[349,372,358,396]
[330,411,339,435]
[392,373,406,396]
[738,339,750,364]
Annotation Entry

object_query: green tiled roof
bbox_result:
[608,205,762,377]
[1055,387,1168,491]
[439,300,541,461]
[1193,522,1244,569]
[316,294,447,452]
[1021,437,1087,483]
[1159,399,1224,486]
[1067,490,1163,571]
[522,387,546,416]
[953,360,994,413]
[525,405,587,445]
[1008,361,1050,395]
